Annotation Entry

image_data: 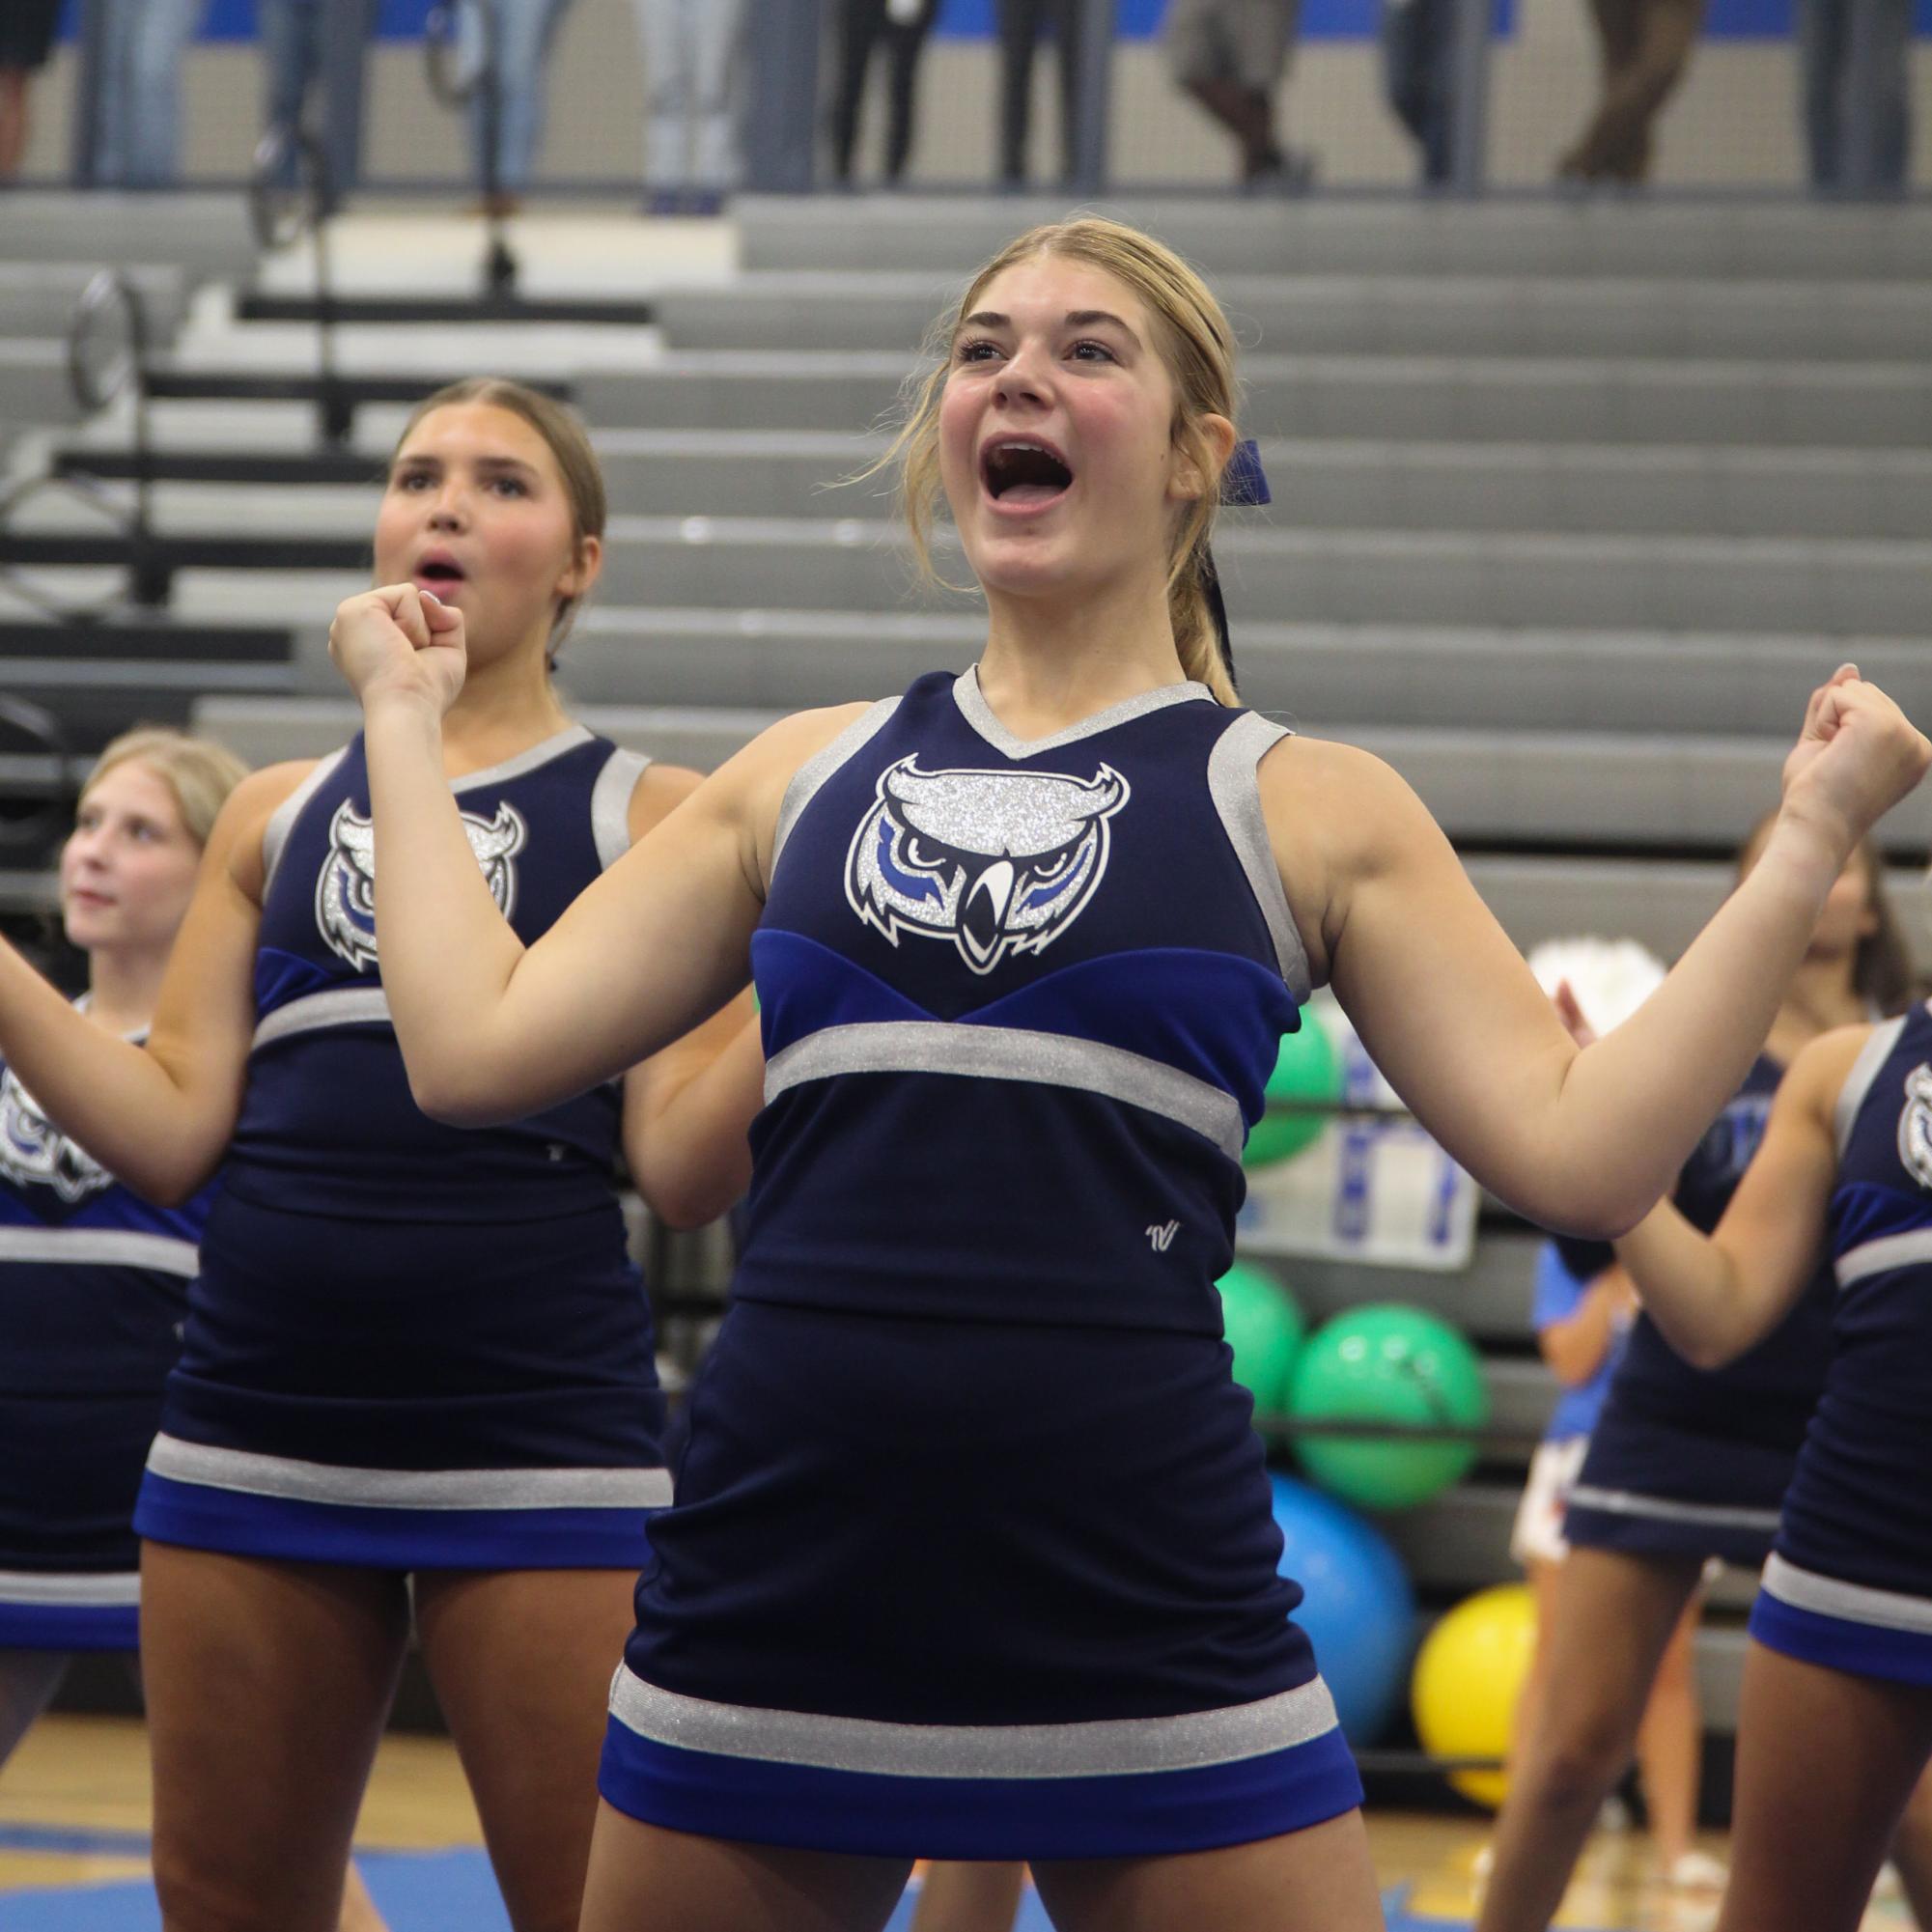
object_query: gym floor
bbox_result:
[0,1716,1914,1931]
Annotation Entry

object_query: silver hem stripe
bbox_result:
[765,1022,1246,1163]
[146,1435,672,1512]
[1762,1554,1932,1636]
[251,986,394,1050]
[607,1666,1338,1779]
[0,1226,198,1276]
[592,746,654,871]
[1566,1484,1780,1532]
[451,723,594,796]
[952,668,1215,762]
[260,747,348,895]
[1834,1014,1908,1159]
[0,1568,140,1608]
[1835,1229,1932,1289]
[1206,713,1311,1002]
[771,697,900,871]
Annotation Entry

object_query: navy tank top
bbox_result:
[0,1010,214,1397]
[1785,1002,1932,1593]
[737,670,1306,1332]
[1592,1054,1834,1449]
[226,725,649,1222]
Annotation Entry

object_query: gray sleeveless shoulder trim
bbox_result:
[261,746,349,895]
[591,745,655,871]
[771,698,901,874]
[1207,713,1310,1002]
[1836,1011,1912,1160]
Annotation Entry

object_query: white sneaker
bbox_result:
[1664,1851,1728,1891]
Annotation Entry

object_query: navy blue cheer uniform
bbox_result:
[1563,1054,1835,1568]
[1751,1003,1932,1684]
[134,725,670,1570]
[0,1010,212,1650]
[599,670,1363,1860]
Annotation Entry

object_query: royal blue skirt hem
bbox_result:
[0,1601,137,1652]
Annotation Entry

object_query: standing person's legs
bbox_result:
[1796,0,1848,183]
[1475,1548,1703,1932]
[257,0,312,142]
[140,1542,410,1932]
[0,1651,68,1762]
[1837,0,1913,190]
[580,1808,913,1932]
[687,0,743,192]
[1559,0,1641,174]
[829,0,884,182]
[412,1567,638,1932]
[995,0,1045,181]
[1632,1589,1704,1875]
[1716,1645,1932,1932]
[635,0,690,189]
[882,0,939,182]
[1032,1812,1383,1932]
[1564,0,1705,178]
[122,0,204,185]
[483,0,573,193]
[910,1862,1026,1932]
[1050,0,1082,180]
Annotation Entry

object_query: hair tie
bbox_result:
[1219,437,1272,508]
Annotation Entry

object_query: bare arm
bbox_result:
[613,761,762,1229]
[1269,669,1927,1234]
[1612,1028,1858,1367]
[332,584,862,1125]
[0,763,306,1203]
[1539,1265,1636,1386]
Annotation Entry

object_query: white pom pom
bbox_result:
[1525,937,1668,1037]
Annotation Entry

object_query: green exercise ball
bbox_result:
[1216,1263,1306,1414]
[1244,1010,1343,1168]
[1285,1303,1490,1511]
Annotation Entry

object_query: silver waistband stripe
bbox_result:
[251,986,394,1050]
[606,1666,1339,1779]
[1762,1554,1932,1636]
[1835,1229,1932,1290]
[1566,1485,1781,1532]
[0,1568,140,1608]
[0,1226,198,1276]
[764,1022,1246,1162]
[146,1435,671,1512]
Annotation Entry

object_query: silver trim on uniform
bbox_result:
[1206,712,1310,1001]
[251,986,394,1050]
[606,1665,1339,1779]
[145,1435,672,1511]
[1835,1228,1932,1290]
[1566,1484,1780,1532]
[1762,1554,1932,1636]
[592,746,655,871]
[0,1225,198,1276]
[771,697,900,871]
[1835,1014,1909,1160]
[952,667,1214,762]
[451,723,594,795]
[764,1022,1246,1162]
[260,747,349,895]
[0,1568,140,1608]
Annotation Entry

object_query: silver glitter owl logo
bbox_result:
[0,1065,112,1204]
[1897,1064,1932,1191]
[316,799,527,973]
[845,756,1130,975]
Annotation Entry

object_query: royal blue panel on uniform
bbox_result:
[0,1016,211,1644]
[138,728,668,1569]
[605,674,1358,1860]
[1758,1006,1932,1636]
[1566,1053,1831,1565]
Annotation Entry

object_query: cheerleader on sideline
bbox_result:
[334,217,1928,1932]
[0,382,760,1932]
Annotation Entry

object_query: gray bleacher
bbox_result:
[11,190,1932,1729]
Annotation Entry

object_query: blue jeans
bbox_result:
[91,0,205,186]
[635,0,744,189]
[1381,0,1456,182]
[465,0,574,192]
[1798,0,1912,190]
[257,0,376,191]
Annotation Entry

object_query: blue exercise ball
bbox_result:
[1269,1473,1416,1746]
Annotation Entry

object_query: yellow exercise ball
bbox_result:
[1410,1582,1538,1808]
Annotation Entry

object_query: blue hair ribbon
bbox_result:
[1206,440,1270,692]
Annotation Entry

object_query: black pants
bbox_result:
[829,0,940,182]
[996,0,1080,181]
